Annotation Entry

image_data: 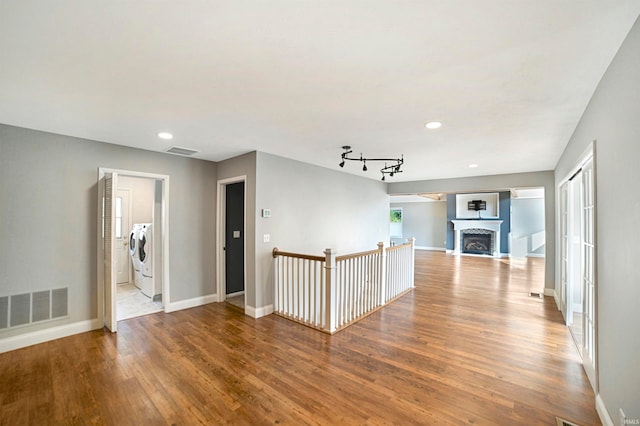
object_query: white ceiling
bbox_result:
[1,1,639,182]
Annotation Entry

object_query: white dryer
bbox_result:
[138,223,155,298]
[129,224,143,289]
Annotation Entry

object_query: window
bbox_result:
[390,208,403,238]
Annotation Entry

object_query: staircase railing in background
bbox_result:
[273,238,415,334]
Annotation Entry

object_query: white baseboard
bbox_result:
[165,294,218,313]
[527,253,545,258]
[414,246,446,252]
[245,304,274,319]
[544,288,556,298]
[226,291,244,298]
[0,318,102,354]
[596,394,614,426]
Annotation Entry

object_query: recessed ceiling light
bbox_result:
[469,164,479,168]
[157,132,173,140]
[425,121,442,129]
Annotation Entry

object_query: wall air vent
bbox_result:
[166,146,199,156]
[0,287,68,329]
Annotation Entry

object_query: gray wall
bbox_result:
[389,171,555,289]
[0,125,217,338]
[255,152,390,308]
[390,201,447,249]
[554,16,640,423]
[511,197,546,255]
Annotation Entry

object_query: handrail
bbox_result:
[336,248,380,262]
[273,238,415,334]
[272,247,325,262]
[386,241,412,252]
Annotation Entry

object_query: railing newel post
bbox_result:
[378,241,387,306]
[324,248,337,333]
[409,237,416,288]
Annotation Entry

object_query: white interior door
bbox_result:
[115,189,131,284]
[559,182,569,318]
[581,158,597,390]
[103,172,118,332]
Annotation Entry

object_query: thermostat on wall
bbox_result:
[262,208,271,218]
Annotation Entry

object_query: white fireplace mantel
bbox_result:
[451,220,503,257]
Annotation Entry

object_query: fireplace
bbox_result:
[461,229,494,255]
[451,220,503,257]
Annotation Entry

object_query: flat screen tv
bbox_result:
[467,200,487,211]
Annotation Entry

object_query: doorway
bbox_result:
[559,150,597,392]
[97,168,170,332]
[217,176,247,312]
[115,176,163,321]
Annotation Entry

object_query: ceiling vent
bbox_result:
[166,146,199,156]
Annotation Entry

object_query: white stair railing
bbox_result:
[273,249,326,330]
[385,239,416,302]
[273,238,415,334]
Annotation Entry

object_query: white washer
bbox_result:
[138,223,154,298]
[129,224,143,289]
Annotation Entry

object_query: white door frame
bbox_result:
[216,175,247,307]
[97,168,170,330]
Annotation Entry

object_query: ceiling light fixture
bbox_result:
[469,164,479,168]
[339,146,404,181]
[157,132,173,140]
[425,121,442,130]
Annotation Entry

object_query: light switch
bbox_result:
[233,230,241,239]
[263,234,270,243]
[262,209,271,218]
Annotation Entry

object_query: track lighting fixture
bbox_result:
[339,146,404,181]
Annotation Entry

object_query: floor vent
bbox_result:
[0,288,68,329]
[529,291,543,298]
[166,146,199,156]
[556,417,581,426]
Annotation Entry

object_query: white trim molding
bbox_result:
[0,319,101,354]
[245,304,274,319]
[165,294,218,313]
[527,253,545,258]
[596,394,614,426]
[414,246,447,252]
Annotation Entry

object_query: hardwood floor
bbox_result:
[0,251,599,425]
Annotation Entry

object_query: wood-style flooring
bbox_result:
[0,251,599,425]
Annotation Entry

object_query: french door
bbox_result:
[580,158,596,390]
[561,154,597,392]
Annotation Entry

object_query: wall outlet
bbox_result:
[263,234,270,243]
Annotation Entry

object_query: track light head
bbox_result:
[390,172,394,177]
[362,162,367,172]
[339,160,345,168]
[381,175,385,181]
